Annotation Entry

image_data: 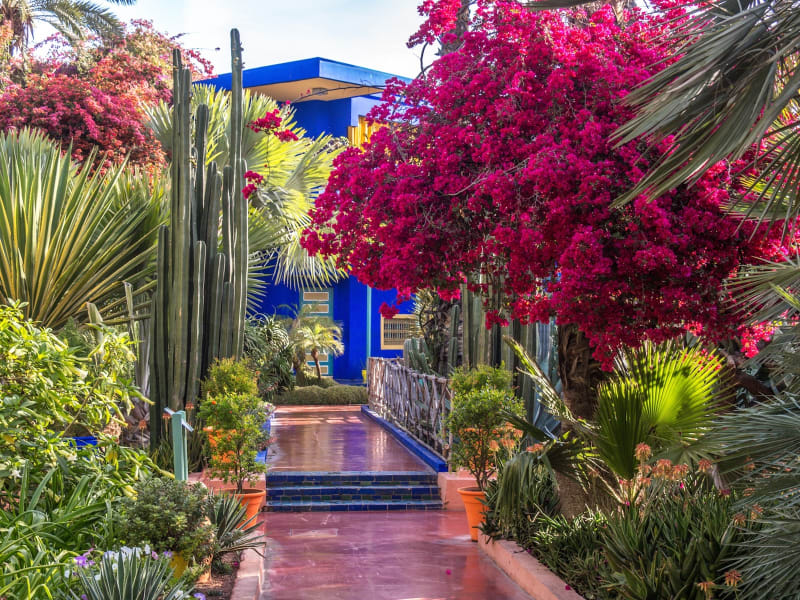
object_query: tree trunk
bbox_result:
[439,0,472,55]
[311,349,321,379]
[556,323,604,517]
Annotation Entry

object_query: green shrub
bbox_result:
[450,363,512,396]
[274,384,367,405]
[198,392,272,493]
[301,376,338,389]
[201,358,258,399]
[447,387,523,491]
[118,478,215,566]
[0,302,153,502]
[528,512,611,600]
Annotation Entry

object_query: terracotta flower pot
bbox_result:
[223,487,266,525]
[458,486,487,542]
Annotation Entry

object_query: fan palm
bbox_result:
[0,0,135,55]
[280,304,344,380]
[0,129,165,328]
[147,84,345,293]
[496,338,728,517]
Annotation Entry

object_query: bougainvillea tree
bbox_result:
[303,1,788,411]
[0,20,213,171]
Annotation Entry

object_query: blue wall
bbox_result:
[292,95,384,137]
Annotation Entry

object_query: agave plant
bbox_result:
[147,84,345,293]
[0,129,165,329]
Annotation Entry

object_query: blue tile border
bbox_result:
[360,406,448,473]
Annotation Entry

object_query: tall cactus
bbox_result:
[149,30,248,446]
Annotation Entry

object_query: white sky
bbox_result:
[111,0,426,78]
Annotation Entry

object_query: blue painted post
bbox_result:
[366,286,372,359]
[170,409,189,481]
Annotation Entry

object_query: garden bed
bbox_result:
[478,534,583,600]
[194,555,239,599]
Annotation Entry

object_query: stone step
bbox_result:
[266,498,444,512]
[266,471,438,487]
[266,485,440,502]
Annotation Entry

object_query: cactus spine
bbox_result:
[149,30,248,446]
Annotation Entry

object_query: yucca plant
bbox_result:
[0,129,165,329]
[69,548,192,600]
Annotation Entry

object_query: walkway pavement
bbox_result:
[260,405,531,599]
[266,406,429,472]
[261,510,531,600]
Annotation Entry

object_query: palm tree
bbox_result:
[281,305,344,381]
[147,85,345,297]
[293,318,344,379]
[0,0,135,55]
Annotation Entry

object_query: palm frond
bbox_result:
[612,0,800,225]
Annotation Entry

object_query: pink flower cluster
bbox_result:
[303,2,791,367]
[247,109,298,142]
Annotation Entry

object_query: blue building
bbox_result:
[204,58,414,383]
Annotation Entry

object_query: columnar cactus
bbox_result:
[149,30,248,445]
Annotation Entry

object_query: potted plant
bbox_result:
[200,358,261,450]
[117,477,215,580]
[198,391,274,522]
[447,386,522,541]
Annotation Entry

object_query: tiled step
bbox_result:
[267,498,443,512]
[267,485,440,502]
[264,470,442,512]
[266,471,438,487]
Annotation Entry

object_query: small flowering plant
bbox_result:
[68,546,203,600]
[197,392,274,494]
[446,387,523,492]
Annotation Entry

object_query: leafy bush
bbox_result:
[0,302,154,501]
[198,393,273,493]
[447,387,523,491]
[118,478,215,566]
[245,315,294,398]
[274,384,367,405]
[450,364,512,396]
[527,512,611,600]
[69,547,193,600]
[201,358,258,399]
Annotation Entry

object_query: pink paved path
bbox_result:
[266,406,430,472]
[260,510,531,600]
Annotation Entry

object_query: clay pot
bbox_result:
[458,486,487,542]
[223,487,266,525]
